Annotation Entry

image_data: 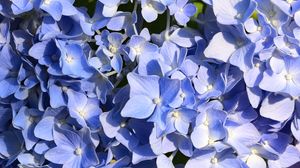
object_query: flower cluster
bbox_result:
[0,0,300,167]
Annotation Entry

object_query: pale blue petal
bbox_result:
[204,32,236,62]
[156,155,174,168]
[260,93,295,122]
[121,95,156,119]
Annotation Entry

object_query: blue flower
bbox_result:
[141,0,166,23]
[10,0,33,15]
[37,16,83,40]
[256,0,289,30]
[0,128,23,162]
[268,145,300,168]
[212,0,257,25]
[81,71,113,104]
[244,14,275,51]
[29,40,63,76]
[169,0,197,25]
[121,73,180,120]
[67,89,102,130]
[159,41,187,76]
[191,109,227,149]
[271,0,300,15]
[13,106,43,150]
[157,107,197,136]
[102,32,126,73]
[99,0,127,17]
[0,45,22,98]
[225,123,261,155]
[274,35,300,57]
[45,126,99,167]
[259,93,296,122]
[259,56,300,97]
[58,43,94,78]
[204,25,256,72]
[186,148,246,168]
[34,107,70,141]
[192,63,225,100]
[39,0,77,21]
[127,35,158,62]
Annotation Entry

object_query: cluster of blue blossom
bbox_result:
[0,0,300,167]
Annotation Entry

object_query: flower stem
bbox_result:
[165,10,171,40]
[132,0,139,35]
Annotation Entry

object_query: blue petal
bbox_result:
[142,5,158,23]
[53,126,80,148]
[45,146,74,164]
[169,28,197,48]
[49,85,66,108]
[204,32,236,62]
[34,116,55,141]
[229,43,255,72]
[0,78,19,98]
[121,95,156,119]
[191,125,209,148]
[41,1,63,21]
[159,78,180,106]
[156,155,174,168]
[260,93,295,122]
[127,73,159,98]
[259,70,286,92]
[111,54,123,73]
[116,128,139,150]
[81,144,99,167]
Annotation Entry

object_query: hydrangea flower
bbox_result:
[141,0,166,23]
[169,0,197,25]
[121,73,180,123]
[212,0,257,25]
[259,56,300,97]
[45,126,99,167]
[1,0,300,167]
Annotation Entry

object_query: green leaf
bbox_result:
[251,10,258,20]
[193,2,205,18]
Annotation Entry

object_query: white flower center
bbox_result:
[271,19,279,27]
[203,119,209,126]
[285,74,293,81]
[120,122,126,128]
[235,13,243,19]
[255,63,260,68]
[251,149,258,155]
[180,93,186,98]
[44,0,51,5]
[78,109,86,118]
[172,111,180,118]
[153,98,161,104]
[208,138,215,145]
[146,3,153,9]
[65,55,74,64]
[257,26,262,31]
[211,157,218,164]
[262,141,269,147]
[74,147,82,155]
[206,84,213,91]
[133,46,142,55]
[28,116,36,123]
[109,45,118,54]
[62,86,68,92]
